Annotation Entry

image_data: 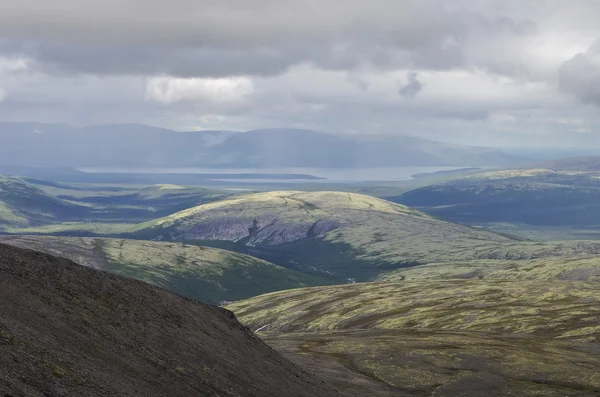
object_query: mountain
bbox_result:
[0,122,235,167]
[10,189,600,281]
[203,129,521,168]
[0,243,340,397]
[393,159,600,230]
[120,191,527,279]
[0,236,325,304]
[0,123,521,168]
[228,281,600,396]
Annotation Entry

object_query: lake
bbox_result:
[78,166,465,183]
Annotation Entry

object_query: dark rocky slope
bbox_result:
[0,243,340,397]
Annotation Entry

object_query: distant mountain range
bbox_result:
[0,122,522,168]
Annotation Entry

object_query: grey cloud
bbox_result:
[0,39,300,78]
[0,0,539,78]
[0,0,599,149]
[559,40,600,105]
[399,72,424,99]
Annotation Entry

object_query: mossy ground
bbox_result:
[262,329,600,396]
[230,281,600,396]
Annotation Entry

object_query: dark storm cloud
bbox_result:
[0,40,297,77]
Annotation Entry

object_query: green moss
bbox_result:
[229,280,600,341]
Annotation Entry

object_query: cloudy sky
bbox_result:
[1,0,600,147]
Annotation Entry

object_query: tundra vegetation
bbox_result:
[0,236,325,303]
[229,281,600,396]
[3,173,600,395]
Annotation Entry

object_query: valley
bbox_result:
[3,159,600,396]
[5,3,600,396]
[0,235,326,304]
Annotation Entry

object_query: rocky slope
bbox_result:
[0,243,340,397]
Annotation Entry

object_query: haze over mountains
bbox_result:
[0,123,521,168]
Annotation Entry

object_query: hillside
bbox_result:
[0,236,324,304]
[0,123,520,168]
[0,243,339,397]
[531,156,600,171]
[393,160,600,233]
[228,281,600,396]
[17,190,600,281]
[0,177,231,228]
[0,122,234,168]
[229,281,600,337]
[0,176,90,228]
[62,184,229,219]
[377,252,600,282]
[204,129,521,168]
[123,191,519,279]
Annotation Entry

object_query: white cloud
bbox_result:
[145,76,254,106]
[256,65,555,114]
[0,57,29,73]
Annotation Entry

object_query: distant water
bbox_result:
[78,166,463,183]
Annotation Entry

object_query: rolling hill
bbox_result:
[0,243,340,397]
[61,184,230,219]
[121,191,523,279]
[228,281,600,396]
[393,158,600,233]
[0,176,230,229]
[0,176,90,228]
[0,123,520,168]
[13,190,600,282]
[0,236,325,304]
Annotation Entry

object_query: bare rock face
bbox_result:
[166,216,343,246]
[0,243,341,397]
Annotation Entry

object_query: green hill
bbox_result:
[228,281,600,396]
[0,176,90,228]
[0,175,230,228]
[229,281,600,338]
[58,183,229,219]
[120,191,521,280]
[393,159,600,235]
[13,190,600,282]
[0,236,325,304]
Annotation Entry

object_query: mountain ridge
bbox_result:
[0,122,521,168]
[0,242,340,397]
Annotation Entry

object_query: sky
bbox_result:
[1,0,600,147]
